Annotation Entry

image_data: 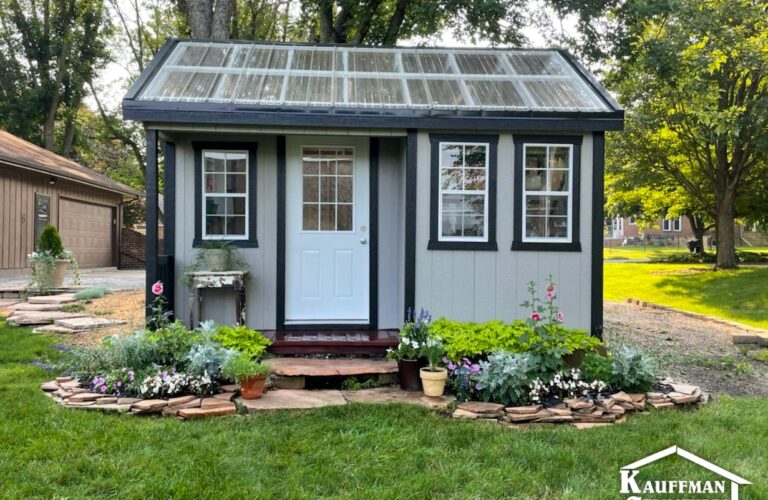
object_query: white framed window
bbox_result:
[437,142,489,242]
[522,144,573,242]
[202,150,249,239]
[301,147,354,232]
[628,216,636,225]
[662,217,682,232]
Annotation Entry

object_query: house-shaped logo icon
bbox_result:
[620,446,751,500]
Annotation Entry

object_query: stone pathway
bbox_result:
[265,358,398,377]
[6,293,126,333]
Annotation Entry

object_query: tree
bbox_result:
[605,0,768,268]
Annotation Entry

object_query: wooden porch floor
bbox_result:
[263,329,399,355]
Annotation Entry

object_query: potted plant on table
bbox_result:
[420,338,447,397]
[388,308,431,391]
[28,224,77,290]
[199,240,233,272]
[221,353,271,399]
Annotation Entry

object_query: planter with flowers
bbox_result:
[28,224,79,291]
[420,337,447,397]
[221,353,271,399]
[388,308,431,391]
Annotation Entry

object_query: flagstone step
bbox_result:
[33,325,84,334]
[10,302,63,312]
[27,294,78,305]
[7,311,88,326]
[54,316,127,331]
[264,358,398,377]
[0,299,22,309]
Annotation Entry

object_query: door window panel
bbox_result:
[302,147,354,232]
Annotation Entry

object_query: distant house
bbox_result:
[607,215,698,242]
[0,130,142,277]
[124,40,624,348]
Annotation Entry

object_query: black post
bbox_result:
[591,132,605,339]
[145,129,159,317]
[404,129,417,320]
[162,141,176,316]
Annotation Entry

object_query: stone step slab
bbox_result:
[457,401,505,414]
[212,392,237,401]
[201,397,235,409]
[54,316,126,330]
[69,392,103,403]
[0,299,21,308]
[237,389,347,411]
[178,405,237,419]
[131,400,168,414]
[33,325,83,334]
[340,387,454,411]
[505,405,542,415]
[8,311,88,326]
[168,395,197,406]
[265,358,398,377]
[10,303,63,312]
[27,294,78,305]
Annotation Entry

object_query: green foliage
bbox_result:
[580,352,612,384]
[422,338,445,371]
[473,351,533,406]
[145,321,203,367]
[340,377,381,391]
[431,318,529,359]
[609,345,657,393]
[221,353,270,383]
[59,303,85,313]
[388,308,432,361]
[747,350,768,364]
[213,325,271,360]
[38,225,64,257]
[73,287,110,300]
[651,251,768,265]
[185,342,239,377]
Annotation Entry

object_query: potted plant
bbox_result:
[222,353,271,399]
[200,240,233,272]
[419,338,447,397]
[388,308,431,391]
[28,224,75,290]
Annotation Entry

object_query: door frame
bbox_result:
[276,136,379,331]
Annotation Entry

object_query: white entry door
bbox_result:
[285,137,370,324]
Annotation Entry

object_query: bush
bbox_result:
[213,325,271,359]
[608,345,657,393]
[185,342,238,377]
[221,353,270,383]
[581,352,613,384]
[474,351,533,406]
[651,251,768,264]
[38,224,64,258]
[74,287,110,300]
[146,321,203,367]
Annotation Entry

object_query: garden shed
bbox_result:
[123,40,623,352]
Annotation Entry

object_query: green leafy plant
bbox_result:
[609,345,657,393]
[581,352,613,384]
[213,325,271,360]
[474,351,533,406]
[180,243,250,286]
[185,342,239,377]
[59,303,86,313]
[431,318,530,359]
[422,337,445,371]
[145,321,202,367]
[747,349,768,364]
[38,224,64,257]
[74,287,110,300]
[388,308,432,361]
[340,377,381,390]
[221,353,271,383]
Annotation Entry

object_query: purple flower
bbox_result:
[470,364,480,374]
[116,381,122,387]
[53,344,70,351]
[100,385,107,393]
[475,383,482,390]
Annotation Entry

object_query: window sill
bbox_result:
[428,240,498,251]
[511,241,581,252]
[193,238,259,248]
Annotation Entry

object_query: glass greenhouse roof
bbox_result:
[135,41,613,113]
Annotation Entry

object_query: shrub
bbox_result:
[74,287,110,300]
[221,353,270,383]
[65,331,164,378]
[185,342,238,377]
[651,251,768,264]
[609,345,657,393]
[146,321,203,367]
[213,325,271,360]
[581,352,613,384]
[431,318,529,359]
[474,351,533,406]
[38,224,64,258]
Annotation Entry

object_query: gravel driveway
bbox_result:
[604,301,768,397]
[0,268,144,291]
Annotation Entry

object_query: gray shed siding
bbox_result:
[414,131,594,331]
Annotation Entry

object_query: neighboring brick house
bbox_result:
[606,216,705,247]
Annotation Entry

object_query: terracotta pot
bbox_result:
[205,249,231,272]
[420,367,448,397]
[563,349,586,369]
[397,359,425,391]
[240,374,268,399]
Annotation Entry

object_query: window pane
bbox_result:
[303,176,319,202]
[337,204,352,231]
[205,174,225,193]
[525,170,546,191]
[227,216,246,236]
[526,195,547,215]
[455,53,505,75]
[464,145,486,169]
[464,168,485,190]
[441,194,463,213]
[303,205,319,230]
[337,177,352,203]
[206,197,226,215]
[206,216,225,235]
[550,147,570,169]
[548,196,568,216]
[320,177,335,202]
[205,154,226,172]
[320,205,335,230]
[462,215,484,237]
[440,168,462,190]
[406,79,430,105]
[227,173,246,193]
[440,144,463,168]
[463,194,485,215]
[337,159,353,175]
[442,213,462,237]
[548,217,568,238]
[226,198,246,216]
[549,170,568,191]
[426,80,465,106]
[320,158,335,175]
[525,147,547,169]
[228,155,247,172]
[526,216,546,238]
[303,157,319,174]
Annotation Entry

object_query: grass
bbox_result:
[604,263,768,329]
[1,320,767,498]
[603,245,768,261]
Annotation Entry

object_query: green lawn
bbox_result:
[1,321,767,498]
[604,263,768,328]
[603,245,768,261]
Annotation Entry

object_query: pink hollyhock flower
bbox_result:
[546,290,556,300]
[556,311,564,322]
[530,312,542,321]
[151,281,164,296]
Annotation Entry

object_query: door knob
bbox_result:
[360,238,368,245]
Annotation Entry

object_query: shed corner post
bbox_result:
[145,129,159,321]
[591,131,605,339]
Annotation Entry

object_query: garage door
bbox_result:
[59,199,114,268]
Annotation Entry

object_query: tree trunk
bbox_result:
[715,196,738,269]
[211,0,234,39]
[183,0,213,38]
[382,0,409,46]
[687,214,706,253]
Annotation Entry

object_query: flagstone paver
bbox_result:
[54,316,127,330]
[27,294,78,305]
[236,389,348,411]
[265,358,398,377]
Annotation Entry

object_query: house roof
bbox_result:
[0,129,142,198]
[123,39,623,131]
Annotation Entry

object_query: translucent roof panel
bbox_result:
[137,42,613,112]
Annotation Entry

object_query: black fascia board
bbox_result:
[123,100,624,131]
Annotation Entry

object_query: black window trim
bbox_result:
[428,133,499,251]
[193,141,259,248]
[512,134,582,252]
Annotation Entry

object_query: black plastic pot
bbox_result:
[398,359,426,391]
